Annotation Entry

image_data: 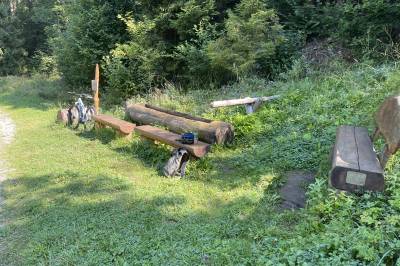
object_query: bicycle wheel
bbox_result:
[69,106,80,129]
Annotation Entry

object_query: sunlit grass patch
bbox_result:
[1,63,400,264]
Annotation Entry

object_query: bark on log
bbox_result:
[57,109,69,125]
[211,95,280,108]
[375,95,400,155]
[126,104,234,144]
[144,104,213,123]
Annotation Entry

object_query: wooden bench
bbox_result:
[93,114,136,138]
[211,95,280,114]
[135,125,210,158]
[330,96,400,192]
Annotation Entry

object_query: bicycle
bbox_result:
[67,93,96,131]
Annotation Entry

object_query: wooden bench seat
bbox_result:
[330,126,384,192]
[135,125,210,158]
[93,114,136,138]
[330,96,400,193]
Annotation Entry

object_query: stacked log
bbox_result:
[57,109,69,125]
[125,104,234,145]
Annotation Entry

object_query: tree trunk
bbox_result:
[125,104,234,145]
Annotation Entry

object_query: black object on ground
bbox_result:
[279,171,315,210]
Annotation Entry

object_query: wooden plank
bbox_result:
[93,114,135,135]
[135,125,210,158]
[211,95,280,108]
[355,127,383,174]
[332,126,359,170]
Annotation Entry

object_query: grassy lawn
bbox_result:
[0,63,400,265]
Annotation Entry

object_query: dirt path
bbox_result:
[0,112,15,233]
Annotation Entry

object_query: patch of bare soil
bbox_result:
[0,112,15,252]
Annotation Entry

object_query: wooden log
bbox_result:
[56,109,69,125]
[144,104,213,123]
[135,125,210,158]
[125,104,234,145]
[211,95,280,108]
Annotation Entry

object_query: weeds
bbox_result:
[0,62,400,264]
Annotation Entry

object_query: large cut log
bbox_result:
[135,125,210,157]
[126,104,234,144]
[56,109,69,125]
[330,126,384,192]
[144,104,213,123]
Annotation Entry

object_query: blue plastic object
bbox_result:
[181,132,195,144]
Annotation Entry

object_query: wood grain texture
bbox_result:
[375,96,400,155]
[355,127,383,174]
[93,114,136,135]
[330,126,384,192]
[332,126,359,170]
[135,125,210,158]
[93,64,100,114]
[144,104,213,123]
[126,104,234,144]
[56,109,69,125]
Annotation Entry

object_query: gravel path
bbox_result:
[0,112,15,232]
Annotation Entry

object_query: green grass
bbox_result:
[0,62,400,265]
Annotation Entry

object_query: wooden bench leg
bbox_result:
[245,104,254,114]
[95,122,105,131]
[245,100,262,114]
[116,131,132,140]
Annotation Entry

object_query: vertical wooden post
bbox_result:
[93,64,100,114]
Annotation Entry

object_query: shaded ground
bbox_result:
[279,171,315,210]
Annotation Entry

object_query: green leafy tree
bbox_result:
[0,2,27,75]
[52,0,135,87]
[207,0,286,80]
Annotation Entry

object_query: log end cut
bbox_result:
[57,109,69,126]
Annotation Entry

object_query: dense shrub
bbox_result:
[104,0,294,100]
[0,0,58,75]
[268,0,400,60]
[52,0,134,87]
[2,0,400,97]
[0,2,28,75]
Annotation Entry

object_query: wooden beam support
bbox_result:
[93,64,100,114]
[211,95,280,108]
